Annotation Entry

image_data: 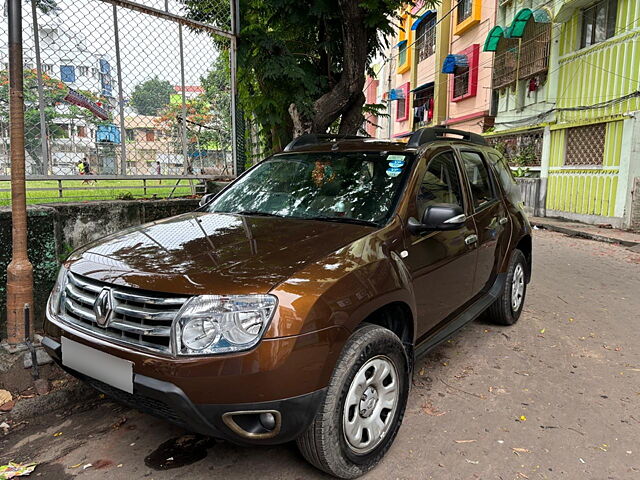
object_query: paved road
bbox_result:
[3,229,640,479]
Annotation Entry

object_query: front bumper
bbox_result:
[43,336,326,445]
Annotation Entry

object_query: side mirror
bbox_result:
[199,193,215,208]
[407,204,466,235]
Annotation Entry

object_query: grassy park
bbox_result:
[0,178,198,206]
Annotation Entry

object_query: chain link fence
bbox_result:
[0,0,237,204]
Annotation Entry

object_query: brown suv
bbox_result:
[43,127,532,478]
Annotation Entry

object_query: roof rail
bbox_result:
[407,127,486,148]
[283,133,369,152]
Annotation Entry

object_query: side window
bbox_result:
[460,151,497,210]
[487,151,522,205]
[417,151,464,219]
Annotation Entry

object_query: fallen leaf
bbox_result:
[512,447,531,453]
[0,390,12,406]
[111,416,127,430]
[421,402,446,417]
[0,400,15,412]
[579,458,585,463]
[83,463,93,470]
[455,440,476,444]
[517,473,529,479]
[539,328,545,334]
[465,459,479,465]
[519,415,527,422]
[53,432,63,437]
[69,463,82,469]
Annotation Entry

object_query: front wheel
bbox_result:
[485,248,528,325]
[296,324,409,479]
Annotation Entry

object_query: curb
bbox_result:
[531,220,640,248]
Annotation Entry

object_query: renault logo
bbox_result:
[94,287,113,328]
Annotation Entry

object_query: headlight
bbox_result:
[174,295,277,355]
[47,266,68,316]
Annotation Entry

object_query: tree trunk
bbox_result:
[338,91,366,135]
[309,0,368,135]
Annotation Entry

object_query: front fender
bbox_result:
[265,228,416,339]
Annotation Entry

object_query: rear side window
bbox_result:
[459,151,496,210]
[417,151,464,220]
[487,151,522,205]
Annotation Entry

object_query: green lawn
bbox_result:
[0,179,198,206]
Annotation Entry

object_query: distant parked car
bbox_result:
[44,127,532,478]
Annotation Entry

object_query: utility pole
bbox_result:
[6,0,34,345]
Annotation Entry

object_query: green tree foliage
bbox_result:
[184,0,433,154]
[155,55,232,173]
[1,70,65,174]
[130,77,175,116]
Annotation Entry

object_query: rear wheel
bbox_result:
[296,324,409,479]
[485,249,528,326]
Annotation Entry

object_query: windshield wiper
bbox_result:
[307,216,379,227]
[233,210,284,218]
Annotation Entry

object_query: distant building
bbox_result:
[369,0,496,139]
[172,85,205,102]
[0,13,115,174]
[484,0,640,229]
[117,115,183,174]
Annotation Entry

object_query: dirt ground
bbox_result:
[3,229,640,480]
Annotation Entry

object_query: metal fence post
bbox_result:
[113,5,128,175]
[31,0,49,175]
[230,0,240,175]
[178,23,189,174]
[6,0,34,345]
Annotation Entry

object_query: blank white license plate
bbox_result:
[61,337,134,394]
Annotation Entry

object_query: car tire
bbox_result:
[296,324,410,479]
[485,248,528,326]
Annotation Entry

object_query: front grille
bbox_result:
[60,272,187,354]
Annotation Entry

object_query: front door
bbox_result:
[403,149,478,339]
[458,149,512,296]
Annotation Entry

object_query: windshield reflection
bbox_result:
[206,152,413,225]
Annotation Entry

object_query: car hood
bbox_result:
[67,211,375,295]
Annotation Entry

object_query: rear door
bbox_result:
[457,149,511,296]
[403,148,478,338]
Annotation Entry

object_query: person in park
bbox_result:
[156,160,162,184]
[79,157,97,185]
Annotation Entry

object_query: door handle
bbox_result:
[498,217,508,225]
[465,234,478,245]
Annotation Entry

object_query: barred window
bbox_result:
[519,20,550,79]
[416,14,436,62]
[565,124,606,166]
[492,37,518,89]
[486,129,543,167]
[453,66,470,98]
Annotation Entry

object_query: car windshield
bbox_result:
[205,151,414,225]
